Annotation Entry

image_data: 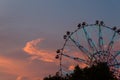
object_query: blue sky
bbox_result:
[0,0,120,80]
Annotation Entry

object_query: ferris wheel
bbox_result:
[55,20,120,79]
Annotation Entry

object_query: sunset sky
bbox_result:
[0,0,120,80]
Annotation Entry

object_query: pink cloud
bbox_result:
[68,65,74,71]
[16,76,29,80]
[0,56,47,80]
[0,56,30,79]
[23,38,56,62]
[0,56,26,75]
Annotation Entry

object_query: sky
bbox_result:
[0,0,120,80]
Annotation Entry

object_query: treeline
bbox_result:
[44,62,118,80]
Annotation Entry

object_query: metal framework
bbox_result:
[55,20,120,79]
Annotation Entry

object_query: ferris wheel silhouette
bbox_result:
[56,20,120,79]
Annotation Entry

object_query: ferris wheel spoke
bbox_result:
[107,31,117,52]
[109,51,120,61]
[98,26,104,51]
[114,51,120,58]
[69,36,92,60]
[82,27,97,52]
[61,53,88,64]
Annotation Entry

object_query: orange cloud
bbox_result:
[0,56,25,75]
[68,65,75,71]
[0,56,46,80]
[23,38,56,62]
[0,56,30,79]
[16,76,29,80]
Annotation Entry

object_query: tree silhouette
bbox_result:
[43,62,118,80]
[83,62,116,80]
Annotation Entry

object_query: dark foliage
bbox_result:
[43,62,118,80]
